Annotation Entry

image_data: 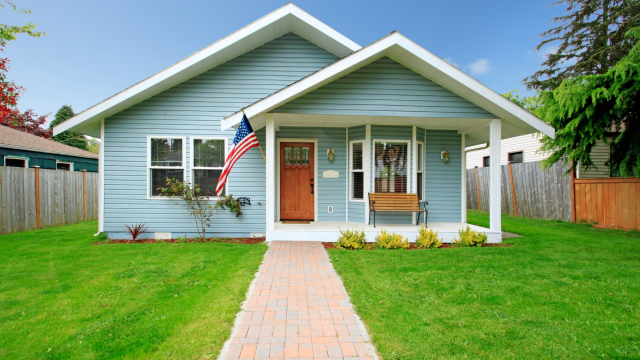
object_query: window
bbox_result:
[417,142,424,201]
[56,161,73,171]
[483,156,490,167]
[5,156,27,168]
[148,137,185,197]
[509,151,523,164]
[191,137,227,197]
[350,141,364,200]
[374,141,409,193]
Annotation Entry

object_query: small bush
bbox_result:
[375,229,410,249]
[124,223,148,241]
[416,225,443,248]
[453,226,488,247]
[336,228,367,249]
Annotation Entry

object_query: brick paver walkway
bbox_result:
[219,241,377,360]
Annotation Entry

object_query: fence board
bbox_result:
[574,178,640,231]
[0,168,99,235]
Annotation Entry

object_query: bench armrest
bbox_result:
[420,200,428,209]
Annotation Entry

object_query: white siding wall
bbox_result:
[579,139,611,178]
[466,134,548,168]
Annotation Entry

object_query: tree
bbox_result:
[50,105,88,150]
[525,0,640,91]
[0,109,51,138]
[538,27,640,177]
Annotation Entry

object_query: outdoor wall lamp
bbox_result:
[441,150,450,164]
[327,149,335,162]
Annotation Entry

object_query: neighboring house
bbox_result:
[54,4,554,242]
[0,125,98,171]
[465,134,612,178]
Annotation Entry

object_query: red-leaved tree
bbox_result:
[0,44,23,118]
[0,108,51,138]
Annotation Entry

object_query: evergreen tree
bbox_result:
[525,0,640,91]
[50,105,88,150]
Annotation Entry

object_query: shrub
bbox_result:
[336,228,367,250]
[124,223,148,241]
[453,226,488,247]
[375,229,410,249]
[415,225,443,249]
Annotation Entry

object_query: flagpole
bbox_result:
[241,108,266,163]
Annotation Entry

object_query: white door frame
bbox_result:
[276,138,319,222]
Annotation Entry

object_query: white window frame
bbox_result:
[147,136,186,199]
[417,141,424,201]
[349,140,365,202]
[4,156,29,168]
[56,160,74,171]
[372,139,411,194]
[190,136,228,199]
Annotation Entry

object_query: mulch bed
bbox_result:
[322,242,513,250]
[94,237,265,245]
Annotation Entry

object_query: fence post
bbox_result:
[474,166,481,211]
[82,170,87,222]
[508,162,518,217]
[34,166,40,230]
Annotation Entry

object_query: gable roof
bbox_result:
[0,125,98,159]
[220,32,555,144]
[53,3,360,138]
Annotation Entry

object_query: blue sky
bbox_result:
[4,0,564,121]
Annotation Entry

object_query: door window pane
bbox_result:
[151,138,183,167]
[194,139,224,168]
[293,147,301,165]
[374,142,408,193]
[302,147,310,165]
[151,168,184,196]
[284,147,292,165]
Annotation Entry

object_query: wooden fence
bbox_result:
[467,160,573,221]
[575,178,640,231]
[0,167,99,235]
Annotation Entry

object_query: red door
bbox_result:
[280,142,314,220]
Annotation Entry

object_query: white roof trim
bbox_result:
[221,32,555,139]
[0,143,99,159]
[53,3,360,136]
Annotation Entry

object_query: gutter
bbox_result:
[464,143,489,153]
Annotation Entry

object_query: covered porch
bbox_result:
[272,221,501,243]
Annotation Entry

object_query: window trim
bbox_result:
[349,140,365,202]
[508,151,524,164]
[147,135,186,200]
[4,156,29,168]
[372,139,411,194]
[416,141,424,201]
[56,160,73,171]
[190,136,228,199]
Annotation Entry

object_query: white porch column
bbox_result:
[266,114,276,231]
[412,126,417,224]
[461,133,467,223]
[364,124,371,224]
[489,119,501,232]
[97,119,105,234]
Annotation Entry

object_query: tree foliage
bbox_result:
[0,0,45,46]
[50,105,88,150]
[0,109,50,138]
[538,27,640,177]
[525,0,640,91]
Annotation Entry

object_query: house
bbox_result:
[53,3,554,243]
[465,134,612,178]
[0,124,98,171]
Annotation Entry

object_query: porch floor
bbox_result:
[269,221,501,243]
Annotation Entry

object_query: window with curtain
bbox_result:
[350,141,364,200]
[374,141,408,193]
[192,138,226,196]
[149,137,184,196]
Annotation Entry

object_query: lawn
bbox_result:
[329,211,640,359]
[0,221,267,359]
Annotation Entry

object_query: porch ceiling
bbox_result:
[248,113,522,147]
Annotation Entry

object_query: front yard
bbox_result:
[0,222,266,359]
[329,211,640,359]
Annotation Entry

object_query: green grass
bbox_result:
[329,211,640,359]
[0,221,267,359]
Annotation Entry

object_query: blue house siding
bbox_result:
[103,33,339,237]
[275,57,496,119]
[347,125,366,222]
[425,130,462,222]
[276,127,347,222]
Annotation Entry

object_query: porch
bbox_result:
[270,221,501,243]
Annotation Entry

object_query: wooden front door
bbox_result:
[280,142,314,220]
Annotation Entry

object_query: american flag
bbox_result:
[216,114,260,196]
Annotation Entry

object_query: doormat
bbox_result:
[282,220,310,224]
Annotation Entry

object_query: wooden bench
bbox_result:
[368,193,428,227]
